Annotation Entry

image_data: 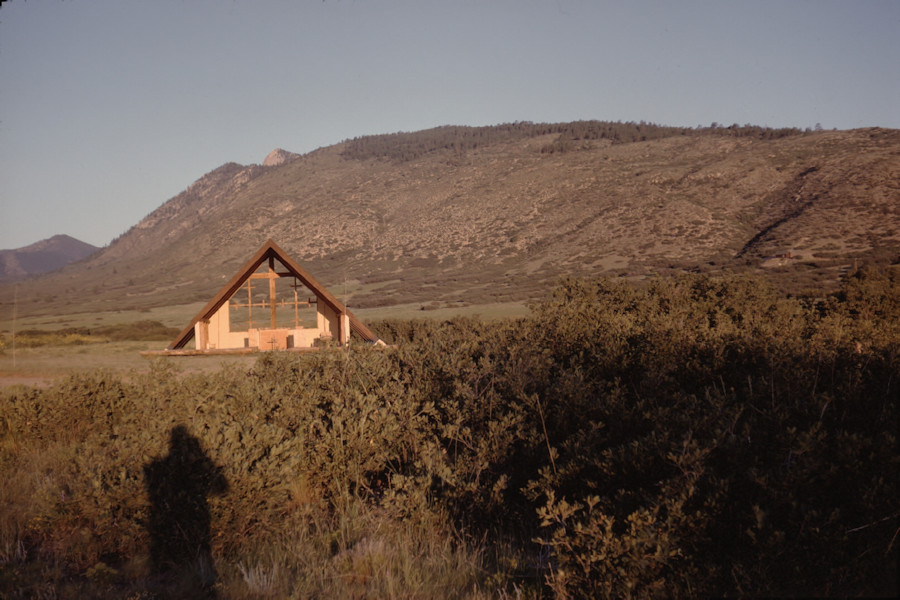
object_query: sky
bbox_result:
[1,0,898,250]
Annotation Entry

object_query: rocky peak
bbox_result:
[262,148,300,167]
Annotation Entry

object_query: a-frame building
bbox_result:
[165,239,380,353]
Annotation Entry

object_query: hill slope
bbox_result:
[0,235,98,281]
[2,123,898,318]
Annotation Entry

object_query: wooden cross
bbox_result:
[247,256,295,329]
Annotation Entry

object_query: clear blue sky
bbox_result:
[1,0,898,250]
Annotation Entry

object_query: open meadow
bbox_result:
[0,302,530,388]
[0,271,897,598]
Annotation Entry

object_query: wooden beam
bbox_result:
[198,320,209,350]
[268,256,277,329]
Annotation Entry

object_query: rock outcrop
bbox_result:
[262,148,300,167]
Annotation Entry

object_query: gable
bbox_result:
[167,239,378,350]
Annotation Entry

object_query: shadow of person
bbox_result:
[144,424,228,594]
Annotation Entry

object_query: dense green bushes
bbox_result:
[1,270,897,597]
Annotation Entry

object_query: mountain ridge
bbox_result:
[2,123,898,318]
[0,234,99,282]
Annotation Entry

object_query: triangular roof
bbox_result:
[168,239,378,350]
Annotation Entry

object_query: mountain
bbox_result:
[262,148,302,167]
[2,122,898,318]
[0,234,98,281]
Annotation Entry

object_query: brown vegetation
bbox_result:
[1,270,897,597]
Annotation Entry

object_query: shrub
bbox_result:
[1,271,897,597]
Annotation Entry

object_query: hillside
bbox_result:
[1,123,898,318]
[0,234,98,281]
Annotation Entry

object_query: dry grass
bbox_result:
[0,302,529,388]
[0,302,202,333]
[0,341,258,388]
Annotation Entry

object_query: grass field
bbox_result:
[354,300,530,322]
[0,301,530,388]
[0,342,260,388]
[0,302,205,333]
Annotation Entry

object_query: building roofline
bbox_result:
[168,239,378,349]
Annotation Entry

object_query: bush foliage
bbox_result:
[1,270,897,598]
[339,120,807,163]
